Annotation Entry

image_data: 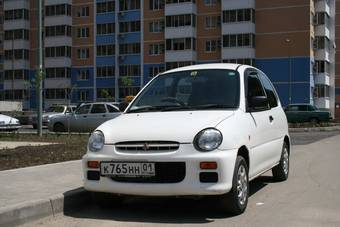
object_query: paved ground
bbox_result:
[0,141,57,149]
[19,131,340,227]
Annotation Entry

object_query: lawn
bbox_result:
[0,133,89,171]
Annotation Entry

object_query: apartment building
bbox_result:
[335,0,340,117]
[0,0,336,117]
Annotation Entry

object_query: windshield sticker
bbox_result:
[190,71,198,77]
[228,72,236,76]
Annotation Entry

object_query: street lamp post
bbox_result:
[285,38,292,105]
[37,0,44,137]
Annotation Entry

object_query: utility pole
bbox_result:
[37,0,44,137]
[11,35,14,100]
[285,38,292,105]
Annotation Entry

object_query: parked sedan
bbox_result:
[284,104,331,123]
[29,105,76,129]
[48,103,121,132]
[0,114,21,131]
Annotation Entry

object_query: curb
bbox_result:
[289,126,340,132]
[0,188,90,227]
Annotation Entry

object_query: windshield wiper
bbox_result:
[161,104,234,112]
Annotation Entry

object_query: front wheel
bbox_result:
[53,123,65,132]
[272,142,290,181]
[220,156,249,215]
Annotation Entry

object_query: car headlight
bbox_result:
[88,131,105,152]
[194,128,223,152]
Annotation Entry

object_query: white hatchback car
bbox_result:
[83,64,290,214]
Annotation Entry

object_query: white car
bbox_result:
[0,114,21,131]
[82,64,290,214]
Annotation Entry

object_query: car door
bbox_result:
[258,71,286,165]
[72,104,91,132]
[106,104,121,121]
[87,104,109,131]
[245,70,277,178]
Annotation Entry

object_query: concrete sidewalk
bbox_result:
[0,160,86,226]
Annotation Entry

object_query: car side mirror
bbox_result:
[248,96,269,111]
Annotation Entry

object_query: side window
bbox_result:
[288,106,299,111]
[90,104,107,114]
[247,72,268,110]
[308,105,316,111]
[298,105,307,111]
[258,72,278,108]
[107,104,119,113]
[75,104,91,114]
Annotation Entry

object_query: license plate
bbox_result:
[100,162,155,177]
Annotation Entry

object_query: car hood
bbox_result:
[98,111,235,144]
[0,114,19,125]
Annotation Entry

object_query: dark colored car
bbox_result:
[284,104,331,123]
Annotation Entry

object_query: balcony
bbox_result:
[165,26,196,39]
[4,60,29,70]
[315,0,330,15]
[222,22,255,35]
[314,72,330,86]
[3,79,29,90]
[4,20,30,30]
[44,78,71,89]
[315,25,330,38]
[165,50,197,62]
[314,97,330,109]
[45,57,72,68]
[45,15,72,27]
[165,2,196,16]
[222,0,255,10]
[4,40,30,50]
[45,0,71,5]
[4,0,29,10]
[314,48,330,62]
[222,47,255,59]
[45,36,72,47]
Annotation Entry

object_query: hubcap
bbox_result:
[283,147,289,175]
[236,165,248,206]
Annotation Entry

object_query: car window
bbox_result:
[75,104,91,114]
[107,105,119,113]
[287,106,299,111]
[258,72,278,108]
[247,73,266,98]
[308,105,317,111]
[298,105,307,111]
[91,104,107,114]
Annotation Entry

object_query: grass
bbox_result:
[0,133,89,171]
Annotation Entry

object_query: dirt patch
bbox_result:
[0,134,88,171]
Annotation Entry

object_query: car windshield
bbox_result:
[45,106,64,113]
[127,69,240,113]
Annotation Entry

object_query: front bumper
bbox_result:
[82,144,238,196]
[0,124,21,130]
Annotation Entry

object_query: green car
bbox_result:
[284,104,331,123]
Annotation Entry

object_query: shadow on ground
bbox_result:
[63,176,278,224]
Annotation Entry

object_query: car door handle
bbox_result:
[102,114,106,117]
[83,115,87,118]
[269,115,274,122]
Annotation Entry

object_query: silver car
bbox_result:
[48,103,121,132]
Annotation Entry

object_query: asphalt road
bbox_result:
[20,131,340,227]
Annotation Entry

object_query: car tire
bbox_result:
[220,156,249,215]
[272,142,290,182]
[32,124,37,129]
[310,118,319,125]
[91,192,123,209]
[53,123,65,132]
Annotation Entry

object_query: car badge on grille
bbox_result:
[143,143,149,151]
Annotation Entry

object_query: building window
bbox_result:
[97,88,115,100]
[166,14,196,27]
[149,0,164,10]
[79,90,89,101]
[222,9,255,23]
[314,85,330,98]
[314,12,329,26]
[4,49,29,60]
[119,87,140,99]
[97,44,115,56]
[4,9,29,20]
[45,46,71,58]
[222,34,255,48]
[205,15,220,29]
[4,29,29,40]
[149,43,165,56]
[45,25,72,37]
[45,88,69,100]
[77,27,90,38]
[77,6,89,17]
[166,0,195,4]
[314,60,330,74]
[149,65,164,77]
[165,61,193,70]
[4,70,29,80]
[97,66,115,78]
[166,38,196,51]
[119,21,141,33]
[205,40,219,52]
[77,69,90,80]
[45,67,71,78]
[77,48,90,59]
[97,23,115,35]
[204,0,216,6]
[4,89,28,100]
[45,4,71,16]
[119,65,141,77]
[119,43,140,55]
[223,58,254,66]
[313,36,329,50]
[119,0,140,11]
[97,1,115,13]
[149,20,164,33]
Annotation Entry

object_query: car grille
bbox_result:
[115,141,180,153]
[111,162,186,183]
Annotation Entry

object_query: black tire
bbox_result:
[272,142,290,181]
[32,124,37,129]
[91,192,123,209]
[220,156,249,215]
[310,118,319,125]
[53,123,65,132]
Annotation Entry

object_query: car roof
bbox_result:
[160,63,243,75]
